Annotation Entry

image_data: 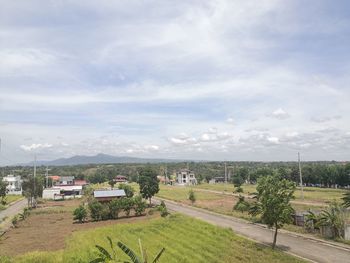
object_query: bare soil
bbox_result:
[0,199,158,256]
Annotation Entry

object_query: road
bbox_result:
[0,199,27,231]
[156,198,350,263]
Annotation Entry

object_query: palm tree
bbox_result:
[318,202,345,238]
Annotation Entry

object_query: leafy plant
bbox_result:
[73,205,88,223]
[188,189,196,205]
[19,207,31,220]
[304,210,319,231]
[89,199,104,221]
[11,215,18,228]
[249,174,295,249]
[158,201,169,217]
[138,167,159,205]
[117,238,165,263]
[318,201,345,238]
[134,195,146,216]
[233,195,250,213]
[342,191,350,208]
[120,197,134,217]
[109,199,122,219]
[90,236,118,263]
[119,184,135,198]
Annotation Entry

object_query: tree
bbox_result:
[233,195,250,213]
[134,195,146,216]
[118,183,134,198]
[89,199,104,221]
[249,174,295,249]
[109,199,122,219]
[0,180,8,205]
[120,197,134,217]
[73,205,88,223]
[138,167,159,205]
[232,175,244,192]
[158,201,169,217]
[108,179,116,189]
[318,201,345,238]
[22,176,44,207]
[188,189,196,205]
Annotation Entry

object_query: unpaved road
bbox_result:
[157,198,350,263]
[0,199,27,230]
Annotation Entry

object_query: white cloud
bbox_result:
[269,108,290,120]
[20,143,52,152]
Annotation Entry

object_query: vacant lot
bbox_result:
[0,199,158,257]
[2,213,304,263]
[193,183,347,203]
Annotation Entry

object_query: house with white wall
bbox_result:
[176,169,197,185]
[2,175,22,195]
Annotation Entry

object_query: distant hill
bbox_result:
[21,153,186,166]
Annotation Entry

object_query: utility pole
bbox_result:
[33,154,37,207]
[45,166,49,188]
[298,152,304,200]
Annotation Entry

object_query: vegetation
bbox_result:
[119,183,135,198]
[188,189,196,205]
[5,214,305,263]
[138,167,159,205]
[158,201,169,217]
[233,195,250,213]
[249,174,296,249]
[342,191,350,208]
[73,205,88,223]
[0,180,8,205]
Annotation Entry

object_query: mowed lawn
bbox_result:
[193,183,347,203]
[2,214,305,263]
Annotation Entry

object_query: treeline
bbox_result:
[2,161,350,188]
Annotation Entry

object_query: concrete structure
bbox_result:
[94,189,126,202]
[209,177,225,184]
[58,176,74,186]
[42,185,83,200]
[176,169,197,185]
[2,175,22,195]
[42,188,61,199]
[114,175,128,183]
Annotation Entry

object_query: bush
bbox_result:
[118,184,134,198]
[101,204,111,220]
[109,199,122,219]
[158,201,169,217]
[11,215,18,228]
[73,205,87,223]
[188,189,196,205]
[234,186,243,193]
[134,195,146,216]
[233,195,250,213]
[88,199,104,221]
[120,198,134,217]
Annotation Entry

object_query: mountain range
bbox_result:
[20,153,186,166]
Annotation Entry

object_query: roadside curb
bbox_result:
[155,197,350,252]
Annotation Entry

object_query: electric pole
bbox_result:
[33,154,37,207]
[298,152,304,200]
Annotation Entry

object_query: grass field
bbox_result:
[1,214,304,263]
[193,183,347,203]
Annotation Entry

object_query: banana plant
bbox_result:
[90,237,118,263]
[117,238,165,263]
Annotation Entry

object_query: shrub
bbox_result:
[233,195,250,213]
[73,205,88,223]
[88,199,104,221]
[101,204,111,220]
[134,195,146,216]
[109,199,122,219]
[118,184,134,198]
[188,189,196,205]
[11,215,18,228]
[158,202,169,217]
[120,198,134,217]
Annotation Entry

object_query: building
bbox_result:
[114,175,128,183]
[94,189,126,202]
[42,185,83,200]
[176,169,197,185]
[2,175,22,195]
[74,179,88,186]
[58,176,75,186]
[209,177,225,184]
[48,175,60,186]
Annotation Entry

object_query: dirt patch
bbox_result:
[0,200,158,256]
[183,195,237,212]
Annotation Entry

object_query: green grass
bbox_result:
[194,183,346,203]
[5,195,24,204]
[157,185,223,201]
[3,214,305,263]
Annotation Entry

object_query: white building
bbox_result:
[2,175,22,195]
[176,169,197,185]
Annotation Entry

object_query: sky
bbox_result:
[1,0,350,165]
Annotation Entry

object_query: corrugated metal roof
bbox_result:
[94,189,126,198]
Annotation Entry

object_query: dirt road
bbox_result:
[157,198,350,263]
[0,199,27,231]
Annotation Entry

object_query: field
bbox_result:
[193,183,347,204]
[0,211,304,263]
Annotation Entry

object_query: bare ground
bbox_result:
[0,199,158,256]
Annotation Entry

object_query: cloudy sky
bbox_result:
[1,0,350,165]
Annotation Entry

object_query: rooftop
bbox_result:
[94,189,126,198]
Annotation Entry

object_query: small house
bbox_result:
[114,175,128,183]
[58,176,75,186]
[176,169,197,185]
[2,175,22,195]
[94,189,126,202]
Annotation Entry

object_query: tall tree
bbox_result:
[249,174,296,249]
[0,180,8,205]
[138,167,159,205]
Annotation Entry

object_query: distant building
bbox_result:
[94,189,126,202]
[176,169,197,185]
[48,175,60,186]
[114,175,128,183]
[209,177,225,184]
[58,176,74,186]
[74,179,88,186]
[2,175,22,195]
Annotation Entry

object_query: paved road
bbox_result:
[0,199,27,229]
[157,198,350,263]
